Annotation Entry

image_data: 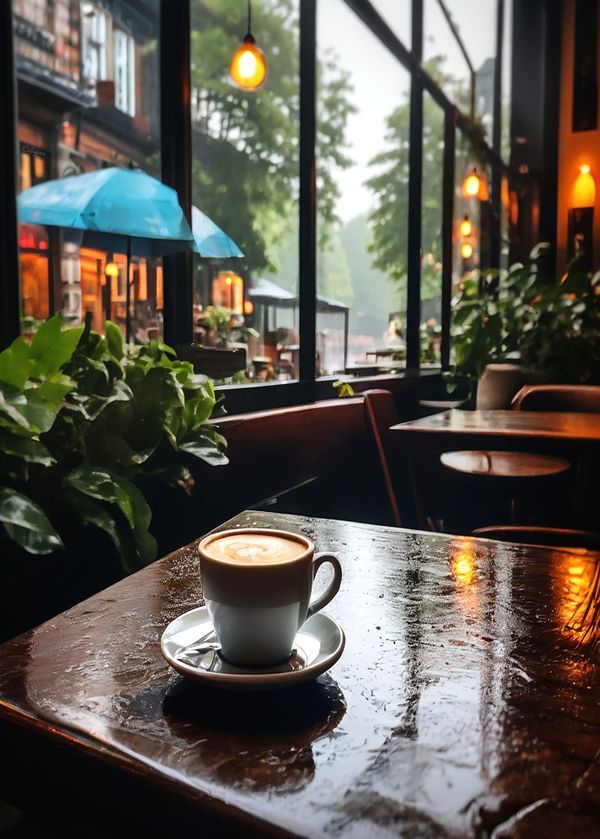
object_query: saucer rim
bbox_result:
[160,606,345,688]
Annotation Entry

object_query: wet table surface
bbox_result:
[390,409,600,449]
[0,511,599,837]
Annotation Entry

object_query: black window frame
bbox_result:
[2,0,511,411]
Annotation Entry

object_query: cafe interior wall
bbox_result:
[556,0,600,269]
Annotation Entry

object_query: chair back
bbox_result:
[512,384,600,413]
[363,389,402,526]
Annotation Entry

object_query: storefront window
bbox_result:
[14,0,161,339]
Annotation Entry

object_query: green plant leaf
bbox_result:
[105,320,124,361]
[0,486,63,554]
[66,467,135,528]
[0,432,54,465]
[179,431,229,466]
[31,326,84,377]
[63,488,139,574]
[0,338,34,390]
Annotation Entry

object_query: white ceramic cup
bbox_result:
[198,528,342,667]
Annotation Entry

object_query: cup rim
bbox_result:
[198,527,314,568]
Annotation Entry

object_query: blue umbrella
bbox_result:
[18,167,196,339]
[192,205,243,258]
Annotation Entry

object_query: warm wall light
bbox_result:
[461,242,474,259]
[105,261,120,277]
[243,299,254,316]
[572,163,596,208]
[462,167,489,201]
[230,1,267,91]
[459,215,472,238]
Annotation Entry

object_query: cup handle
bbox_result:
[307,552,342,619]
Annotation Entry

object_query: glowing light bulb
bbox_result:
[572,163,596,209]
[105,261,119,277]
[459,215,472,238]
[461,242,474,259]
[462,167,489,200]
[230,34,267,90]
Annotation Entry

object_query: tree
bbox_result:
[366,56,473,305]
[190,0,354,273]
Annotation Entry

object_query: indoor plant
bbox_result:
[446,246,600,402]
[0,314,227,574]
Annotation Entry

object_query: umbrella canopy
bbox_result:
[18,167,195,257]
[192,206,243,258]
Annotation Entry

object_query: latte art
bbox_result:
[204,533,306,565]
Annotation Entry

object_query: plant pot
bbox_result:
[476,363,530,410]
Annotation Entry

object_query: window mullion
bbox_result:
[298,0,317,389]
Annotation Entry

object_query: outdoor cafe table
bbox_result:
[0,510,599,837]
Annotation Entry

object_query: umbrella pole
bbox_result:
[125,238,131,342]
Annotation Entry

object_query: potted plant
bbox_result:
[446,246,600,406]
[0,314,228,638]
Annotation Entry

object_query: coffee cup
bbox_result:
[198,528,342,667]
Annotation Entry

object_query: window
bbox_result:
[81,2,107,89]
[114,29,136,116]
[4,0,514,405]
[317,0,410,376]
[190,0,300,384]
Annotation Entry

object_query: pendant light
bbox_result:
[462,167,489,201]
[459,214,472,238]
[230,0,267,91]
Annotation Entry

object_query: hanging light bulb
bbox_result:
[461,242,474,259]
[462,166,489,200]
[459,215,472,238]
[230,0,267,91]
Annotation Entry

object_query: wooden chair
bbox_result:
[512,385,600,413]
[362,389,402,526]
[472,525,600,550]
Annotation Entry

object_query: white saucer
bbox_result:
[161,606,345,690]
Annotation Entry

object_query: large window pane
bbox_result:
[190,0,300,385]
[317,0,410,376]
[425,0,497,135]
[424,0,472,115]
[370,0,412,47]
[14,0,162,339]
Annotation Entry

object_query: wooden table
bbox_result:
[1,510,599,837]
[390,410,600,529]
[390,409,600,451]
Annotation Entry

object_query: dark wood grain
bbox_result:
[0,511,599,837]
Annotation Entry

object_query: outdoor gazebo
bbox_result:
[248,277,349,369]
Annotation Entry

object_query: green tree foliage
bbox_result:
[366,57,472,302]
[190,0,354,272]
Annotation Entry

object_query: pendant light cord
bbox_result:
[247,0,252,34]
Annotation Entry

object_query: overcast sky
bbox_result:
[317,0,507,222]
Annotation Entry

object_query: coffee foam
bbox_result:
[203,532,307,565]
